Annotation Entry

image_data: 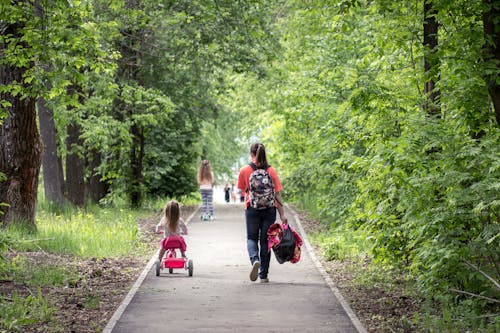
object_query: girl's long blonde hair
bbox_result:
[164,200,180,234]
[197,159,213,184]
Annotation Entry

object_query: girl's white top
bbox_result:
[198,172,214,189]
[156,216,187,237]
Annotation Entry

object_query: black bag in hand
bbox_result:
[273,224,296,264]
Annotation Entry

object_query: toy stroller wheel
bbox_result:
[169,268,173,274]
[188,259,193,277]
[155,261,160,277]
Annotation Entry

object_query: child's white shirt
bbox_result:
[156,216,187,237]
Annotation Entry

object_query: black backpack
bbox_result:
[273,224,296,264]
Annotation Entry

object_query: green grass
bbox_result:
[83,294,101,310]
[7,255,77,287]
[144,194,201,210]
[0,289,60,333]
[6,205,152,258]
[4,192,199,262]
[310,228,369,262]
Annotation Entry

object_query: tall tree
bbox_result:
[35,1,65,206]
[0,1,43,227]
[482,0,500,125]
[115,0,147,207]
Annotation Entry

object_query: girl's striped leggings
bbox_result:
[200,188,214,216]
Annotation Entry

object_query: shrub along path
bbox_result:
[103,203,366,333]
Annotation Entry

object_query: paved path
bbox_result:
[104,204,366,333]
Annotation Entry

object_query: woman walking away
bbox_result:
[237,143,287,283]
[197,159,215,220]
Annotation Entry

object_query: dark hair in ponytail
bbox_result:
[250,143,268,168]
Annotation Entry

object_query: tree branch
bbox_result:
[462,258,500,290]
[449,288,500,304]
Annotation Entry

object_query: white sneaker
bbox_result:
[249,261,260,281]
[260,278,269,283]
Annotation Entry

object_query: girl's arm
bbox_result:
[179,218,188,235]
[156,216,165,233]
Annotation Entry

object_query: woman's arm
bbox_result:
[275,192,287,223]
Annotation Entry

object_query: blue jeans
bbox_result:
[245,206,276,279]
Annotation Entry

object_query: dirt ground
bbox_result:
[0,205,420,333]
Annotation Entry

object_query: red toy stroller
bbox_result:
[155,235,193,277]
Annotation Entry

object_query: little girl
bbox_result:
[155,200,188,261]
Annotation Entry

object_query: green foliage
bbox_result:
[232,0,500,330]
[76,0,278,202]
[0,233,13,277]
[421,297,500,333]
[198,107,248,182]
[1,0,278,209]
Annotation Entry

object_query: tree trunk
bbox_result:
[129,122,144,207]
[65,122,86,206]
[423,0,440,116]
[88,149,108,204]
[0,75,40,226]
[482,0,500,126]
[38,98,65,205]
[0,16,42,228]
[0,98,42,227]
